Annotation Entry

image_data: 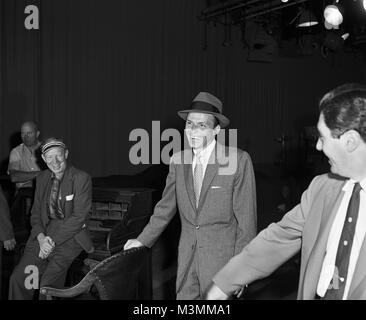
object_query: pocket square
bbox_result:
[66,194,74,201]
[211,186,222,189]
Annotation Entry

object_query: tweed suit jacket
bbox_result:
[29,165,93,253]
[138,143,257,292]
[214,173,366,299]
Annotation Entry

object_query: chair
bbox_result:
[40,247,151,300]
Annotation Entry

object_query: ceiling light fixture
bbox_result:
[324,4,343,28]
[297,9,318,27]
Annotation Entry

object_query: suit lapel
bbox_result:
[348,236,366,298]
[59,166,73,214]
[40,170,53,226]
[197,145,220,213]
[183,150,196,213]
[302,181,346,299]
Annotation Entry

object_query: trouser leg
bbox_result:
[8,240,47,300]
[176,253,201,300]
[38,238,82,299]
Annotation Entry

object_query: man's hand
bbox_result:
[37,235,55,259]
[3,238,16,251]
[233,285,246,299]
[205,283,230,300]
[124,239,143,250]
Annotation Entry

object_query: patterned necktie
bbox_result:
[323,182,362,300]
[49,177,64,219]
[193,154,203,208]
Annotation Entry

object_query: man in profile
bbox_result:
[207,83,366,300]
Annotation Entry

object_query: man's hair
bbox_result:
[22,121,39,132]
[319,83,366,142]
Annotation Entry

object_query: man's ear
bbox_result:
[41,154,45,162]
[36,131,40,139]
[343,130,361,152]
[214,124,221,136]
[64,150,69,159]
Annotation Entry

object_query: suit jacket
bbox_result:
[0,185,14,242]
[137,143,257,292]
[214,173,366,299]
[29,165,93,253]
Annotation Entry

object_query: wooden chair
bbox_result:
[40,247,151,300]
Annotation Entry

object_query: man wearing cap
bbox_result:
[8,121,43,189]
[124,92,257,299]
[9,137,93,300]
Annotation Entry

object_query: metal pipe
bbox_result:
[245,0,310,20]
[199,0,312,21]
[201,0,263,15]
[200,0,266,20]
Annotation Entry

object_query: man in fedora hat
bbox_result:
[125,92,257,299]
[9,137,93,299]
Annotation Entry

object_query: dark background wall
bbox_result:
[1,0,365,177]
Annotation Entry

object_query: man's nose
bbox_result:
[51,158,60,165]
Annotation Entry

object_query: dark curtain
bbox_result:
[1,0,365,177]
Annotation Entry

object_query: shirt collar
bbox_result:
[342,178,366,192]
[193,139,216,162]
[21,141,41,153]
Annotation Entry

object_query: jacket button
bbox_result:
[196,225,200,230]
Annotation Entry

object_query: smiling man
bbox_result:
[9,137,93,300]
[124,92,257,299]
[207,83,366,300]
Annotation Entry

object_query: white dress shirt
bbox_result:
[192,139,216,179]
[317,178,366,299]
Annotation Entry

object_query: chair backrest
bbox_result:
[90,246,149,300]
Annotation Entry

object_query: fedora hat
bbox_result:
[177,92,230,128]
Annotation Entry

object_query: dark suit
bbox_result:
[0,185,14,294]
[0,185,14,243]
[138,143,257,299]
[9,165,93,300]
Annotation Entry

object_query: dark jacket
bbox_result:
[29,165,93,253]
[0,185,14,242]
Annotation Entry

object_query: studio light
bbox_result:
[297,9,318,27]
[324,4,343,28]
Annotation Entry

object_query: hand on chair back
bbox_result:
[124,239,143,250]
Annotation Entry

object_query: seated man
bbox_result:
[8,121,43,189]
[9,137,93,300]
[0,185,16,251]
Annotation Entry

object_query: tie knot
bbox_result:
[353,182,362,195]
[196,154,202,164]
